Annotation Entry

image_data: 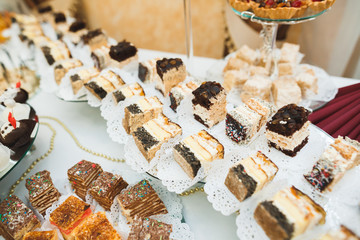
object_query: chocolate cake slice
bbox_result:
[192,81,227,128]
[88,171,128,211]
[169,78,202,112]
[155,58,186,96]
[128,217,172,240]
[0,195,41,240]
[117,180,168,223]
[112,83,144,105]
[266,104,310,157]
[54,59,83,85]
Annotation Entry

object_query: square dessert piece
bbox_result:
[49,196,92,240]
[192,81,227,128]
[169,78,202,112]
[123,96,163,134]
[41,41,71,66]
[138,58,161,83]
[254,186,326,240]
[225,151,278,202]
[25,170,61,215]
[71,212,121,240]
[304,137,360,192]
[23,230,58,240]
[155,58,186,96]
[173,130,224,179]
[88,171,128,211]
[296,70,318,96]
[223,69,249,92]
[128,217,172,240]
[226,104,261,144]
[0,195,41,240]
[67,160,103,200]
[54,59,83,85]
[109,40,138,68]
[278,62,294,76]
[91,45,112,70]
[245,98,275,131]
[81,29,108,51]
[240,75,272,102]
[132,114,182,162]
[223,57,249,72]
[279,43,300,64]
[249,66,269,77]
[266,104,310,157]
[272,77,302,109]
[84,70,125,100]
[112,83,145,105]
[319,225,360,240]
[117,180,168,222]
[70,67,99,95]
[67,20,88,44]
[235,45,259,65]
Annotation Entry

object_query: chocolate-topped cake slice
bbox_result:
[138,58,161,83]
[23,230,58,240]
[109,40,138,67]
[67,20,88,45]
[81,29,108,50]
[192,81,227,128]
[88,171,128,211]
[25,170,61,215]
[0,195,41,240]
[304,136,360,192]
[123,96,163,134]
[112,83,145,105]
[128,217,172,240]
[169,78,202,112]
[67,160,103,200]
[225,151,278,202]
[254,186,326,240]
[54,59,83,85]
[266,104,310,157]
[117,180,168,223]
[155,58,186,96]
[70,67,99,94]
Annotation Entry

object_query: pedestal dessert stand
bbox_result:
[183,0,194,74]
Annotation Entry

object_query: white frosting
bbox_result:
[1,103,31,122]
[0,144,10,171]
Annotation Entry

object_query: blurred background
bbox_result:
[1,0,359,78]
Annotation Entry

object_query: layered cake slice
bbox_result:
[192,81,227,128]
[84,70,125,100]
[71,212,121,240]
[319,225,360,240]
[81,29,108,50]
[112,83,145,105]
[132,114,182,162]
[54,59,83,85]
[117,180,168,222]
[109,40,138,68]
[169,78,202,112]
[123,96,163,134]
[225,104,261,144]
[25,170,61,216]
[67,160,103,200]
[266,104,310,157]
[272,77,302,109]
[173,130,224,179]
[304,136,360,192]
[155,58,186,96]
[40,41,71,66]
[70,67,99,95]
[88,171,128,211]
[138,58,161,83]
[23,230,58,240]
[91,45,112,70]
[254,186,326,240]
[49,196,92,240]
[296,66,318,96]
[128,217,172,240]
[67,20,88,45]
[224,151,278,202]
[0,195,41,240]
[245,98,275,131]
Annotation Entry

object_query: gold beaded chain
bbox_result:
[179,186,204,196]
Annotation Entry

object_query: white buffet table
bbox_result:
[0,49,359,240]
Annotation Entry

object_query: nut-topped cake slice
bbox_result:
[70,67,99,95]
[54,59,83,85]
[117,180,168,223]
[23,230,58,240]
[112,83,145,105]
[25,170,61,215]
[123,96,163,134]
[192,81,227,128]
[67,160,103,200]
[0,195,41,240]
[88,171,128,211]
[173,130,224,179]
[266,104,310,157]
[225,151,278,202]
[155,58,186,96]
[132,114,182,162]
[128,217,172,240]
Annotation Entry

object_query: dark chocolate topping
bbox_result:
[231,164,257,199]
[109,40,137,62]
[260,201,294,239]
[138,63,148,82]
[41,46,55,65]
[113,90,126,103]
[156,58,183,79]
[192,81,224,110]
[54,12,66,23]
[127,104,142,114]
[169,92,178,112]
[54,64,64,70]
[81,29,103,44]
[225,114,247,143]
[38,6,52,13]
[69,21,86,32]
[70,74,80,82]
[14,88,29,103]
[174,143,201,177]
[84,82,107,99]
[133,127,159,151]
[266,104,310,137]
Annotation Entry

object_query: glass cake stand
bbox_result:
[183,0,194,74]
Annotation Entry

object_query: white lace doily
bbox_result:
[56,66,88,101]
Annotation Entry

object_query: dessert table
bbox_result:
[0,49,359,240]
